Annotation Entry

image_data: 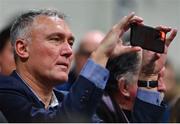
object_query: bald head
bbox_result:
[74,30,105,75]
[77,31,105,55]
[81,31,104,44]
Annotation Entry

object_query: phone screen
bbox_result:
[130,23,166,53]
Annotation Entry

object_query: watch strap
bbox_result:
[138,80,158,88]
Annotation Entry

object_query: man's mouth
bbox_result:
[56,62,69,71]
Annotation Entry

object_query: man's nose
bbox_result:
[60,42,73,57]
[158,78,166,93]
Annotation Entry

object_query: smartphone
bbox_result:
[130,23,166,53]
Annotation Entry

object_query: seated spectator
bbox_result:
[96,50,166,122]
[161,60,179,122]
[164,60,178,104]
[96,52,140,122]
[0,24,16,75]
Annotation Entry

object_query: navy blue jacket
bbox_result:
[0,71,166,123]
[96,94,166,123]
[0,71,103,122]
[0,111,7,123]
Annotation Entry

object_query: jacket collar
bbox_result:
[10,70,46,108]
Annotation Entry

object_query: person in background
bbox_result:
[96,52,140,122]
[170,97,180,122]
[73,30,105,77]
[161,60,179,122]
[56,30,105,90]
[0,24,16,75]
[96,50,167,122]
[164,60,177,103]
[0,21,16,123]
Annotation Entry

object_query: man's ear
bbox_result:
[15,39,29,59]
[118,78,130,97]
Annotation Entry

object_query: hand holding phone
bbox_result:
[130,23,166,53]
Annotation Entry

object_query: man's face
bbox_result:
[125,75,138,110]
[0,41,16,75]
[129,82,138,101]
[26,15,74,84]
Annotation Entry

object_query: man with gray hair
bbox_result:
[0,9,177,123]
[96,51,167,122]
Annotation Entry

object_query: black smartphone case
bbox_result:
[130,23,165,53]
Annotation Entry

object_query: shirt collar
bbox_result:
[15,71,59,108]
[48,91,59,108]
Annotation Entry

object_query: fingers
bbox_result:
[116,12,135,30]
[156,25,171,33]
[155,53,161,58]
[124,46,142,54]
[113,45,141,57]
[156,26,177,46]
[130,16,144,24]
[166,29,177,46]
[116,12,143,32]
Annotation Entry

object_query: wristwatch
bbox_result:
[138,80,158,88]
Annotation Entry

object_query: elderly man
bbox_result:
[96,51,167,122]
[0,9,177,123]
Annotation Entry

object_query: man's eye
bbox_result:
[69,40,74,47]
[49,37,60,41]
[68,39,75,47]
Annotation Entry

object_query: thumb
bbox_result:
[112,45,141,57]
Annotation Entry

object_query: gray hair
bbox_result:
[10,9,66,61]
[105,52,141,95]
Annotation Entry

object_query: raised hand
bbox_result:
[139,26,177,81]
[91,12,143,67]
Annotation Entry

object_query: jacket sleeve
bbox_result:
[0,76,104,122]
[131,98,166,122]
[58,75,104,122]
